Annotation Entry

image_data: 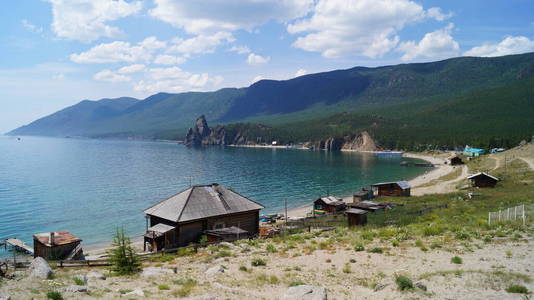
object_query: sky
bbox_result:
[1,0,534,133]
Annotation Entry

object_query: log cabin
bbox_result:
[371,181,411,197]
[467,172,499,188]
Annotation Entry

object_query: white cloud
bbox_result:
[229,45,251,55]
[70,37,165,63]
[426,7,453,21]
[247,53,270,66]
[288,0,447,58]
[398,23,459,61]
[134,66,223,93]
[168,32,235,56]
[153,55,187,65]
[464,36,534,57]
[149,0,314,35]
[295,69,307,77]
[117,64,145,73]
[49,0,142,43]
[21,19,43,34]
[94,69,131,82]
[52,73,65,80]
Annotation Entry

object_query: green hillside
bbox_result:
[7,52,534,147]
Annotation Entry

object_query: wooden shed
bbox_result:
[346,208,368,226]
[371,181,411,197]
[352,189,373,202]
[143,183,264,251]
[467,172,499,188]
[313,196,346,215]
[450,156,464,165]
[33,231,83,260]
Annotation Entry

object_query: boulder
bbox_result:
[219,242,239,250]
[282,285,327,300]
[124,288,145,297]
[86,271,106,280]
[415,281,427,291]
[62,285,88,293]
[141,267,173,278]
[0,293,11,300]
[28,257,52,279]
[205,265,225,276]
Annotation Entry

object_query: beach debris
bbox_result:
[141,267,173,278]
[86,271,106,280]
[0,293,11,300]
[124,288,145,297]
[61,285,88,293]
[28,257,52,279]
[205,265,225,276]
[282,285,327,300]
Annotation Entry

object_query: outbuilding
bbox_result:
[371,181,411,197]
[33,231,83,260]
[467,172,500,188]
[313,196,346,215]
[143,183,264,251]
[450,156,464,165]
[346,208,368,226]
[352,189,373,202]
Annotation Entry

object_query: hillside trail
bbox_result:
[411,165,468,196]
[519,157,534,170]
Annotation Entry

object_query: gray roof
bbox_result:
[371,181,411,190]
[467,172,500,181]
[147,223,175,234]
[346,208,368,215]
[144,184,265,223]
[316,196,344,205]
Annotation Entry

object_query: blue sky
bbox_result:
[1,0,534,133]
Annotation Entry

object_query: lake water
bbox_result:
[0,136,425,256]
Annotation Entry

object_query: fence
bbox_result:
[488,204,526,226]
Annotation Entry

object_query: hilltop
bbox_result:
[7,52,534,148]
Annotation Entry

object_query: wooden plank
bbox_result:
[5,238,33,254]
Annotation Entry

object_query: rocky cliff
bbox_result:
[305,131,380,151]
[184,115,252,146]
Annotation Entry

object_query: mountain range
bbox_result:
[8,52,534,149]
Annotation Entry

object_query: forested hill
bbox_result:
[7,52,534,148]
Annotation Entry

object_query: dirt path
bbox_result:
[519,157,534,170]
[411,165,467,196]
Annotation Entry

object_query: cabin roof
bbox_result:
[315,196,344,205]
[371,181,411,190]
[346,208,368,215]
[467,172,500,181]
[33,231,81,247]
[144,184,265,223]
[147,223,175,234]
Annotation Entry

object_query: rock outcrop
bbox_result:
[28,257,52,279]
[184,115,212,146]
[184,115,255,146]
[306,131,380,152]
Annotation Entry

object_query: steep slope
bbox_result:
[7,52,534,139]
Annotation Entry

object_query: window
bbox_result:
[213,222,225,229]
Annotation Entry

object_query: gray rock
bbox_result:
[74,274,88,285]
[220,242,239,250]
[374,283,389,292]
[415,281,427,291]
[0,293,11,300]
[62,285,88,293]
[282,285,327,300]
[28,257,52,279]
[190,295,217,300]
[86,271,106,280]
[205,265,225,276]
[141,267,173,278]
[124,288,145,297]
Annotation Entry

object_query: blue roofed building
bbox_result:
[463,146,485,157]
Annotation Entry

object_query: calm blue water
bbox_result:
[0,136,425,256]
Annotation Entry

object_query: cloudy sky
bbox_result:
[1,0,534,133]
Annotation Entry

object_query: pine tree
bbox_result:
[108,227,140,275]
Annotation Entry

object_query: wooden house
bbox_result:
[313,196,346,215]
[33,231,82,260]
[346,208,368,226]
[467,172,499,188]
[143,184,264,251]
[450,156,464,165]
[349,200,394,212]
[352,189,373,203]
[371,181,411,197]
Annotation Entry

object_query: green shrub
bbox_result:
[451,256,463,264]
[266,243,277,253]
[239,265,248,272]
[349,258,356,263]
[368,247,383,254]
[289,280,305,287]
[483,236,492,243]
[342,264,352,274]
[361,231,375,241]
[395,275,414,291]
[198,235,208,247]
[354,244,365,252]
[46,291,63,300]
[391,240,400,247]
[158,284,170,290]
[108,227,140,275]
[455,232,470,240]
[506,284,529,294]
[430,241,442,249]
[251,258,266,266]
[177,247,195,257]
[215,250,232,258]
[73,277,85,286]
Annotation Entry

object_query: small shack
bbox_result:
[467,172,500,188]
[205,226,249,243]
[352,189,373,202]
[346,208,368,226]
[33,231,83,260]
[313,196,346,215]
[463,146,485,157]
[371,181,411,197]
[450,156,464,165]
[349,200,394,212]
[144,183,264,251]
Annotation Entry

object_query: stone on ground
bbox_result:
[86,271,106,280]
[205,265,225,276]
[28,257,53,279]
[141,267,173,278]
[125,288,145,297]
[0,293,11,300]
[282,285,327,300]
